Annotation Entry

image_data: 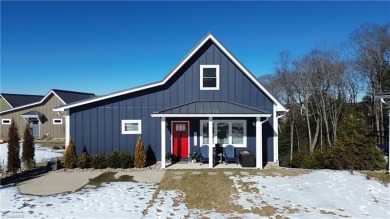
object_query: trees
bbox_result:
[22,123,35,169]
[7,119,20,174]
[349,23,390,136]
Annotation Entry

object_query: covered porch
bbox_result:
[151,101,271,169]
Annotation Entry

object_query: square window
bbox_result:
[2,119,11,125]
[200,65,219,90]
[53,118,62,125]
[122,120,142,134]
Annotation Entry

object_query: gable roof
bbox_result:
[0,93,44,108]
[0,89,95,115]
[151,101,271,117]
[54,33,287,112]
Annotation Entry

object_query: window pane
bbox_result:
[125,123,139,131]
[217,123,229,144]
[232,123,244,144]
[203,68,216,77]
[202,123,209,144]
[203,78,216,87]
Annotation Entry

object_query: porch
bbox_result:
[165,162,246,169]
[151,101,273,169]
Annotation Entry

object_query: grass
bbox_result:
[149,168,310,217]
[35,140,65,148]
[362,171,390,187]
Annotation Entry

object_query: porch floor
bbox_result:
[165,162,256,169]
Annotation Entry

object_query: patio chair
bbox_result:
[199,145,215,165]
[223,145,239,165]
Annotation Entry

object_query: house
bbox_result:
[0,89,95,139]
[0,93,44,111]
[54,34,287,169]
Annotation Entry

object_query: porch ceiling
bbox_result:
[151,101,271,118]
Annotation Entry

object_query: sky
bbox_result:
[1,1,389,96]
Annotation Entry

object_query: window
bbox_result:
[121,120,142,134]
[200,120,246,147]
[2,119,11,125]
[200,65,220,90]
[53,118,63,125]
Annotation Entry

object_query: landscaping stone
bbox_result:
[256,172,265,176]
[224,172,233,176]
[172,171,185,175]
[172,175,182,180]
[208,172,217,176]
[240,171,249,176]
[191,171,201,175]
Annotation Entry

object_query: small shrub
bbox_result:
[134,136,147,168]
[107,151,121,168]
[64,138,77,169]
[120,152,134,168]
[22,124,35,170]
[7,119,20,174]
[77,152,91,169]
[91,152,107,169]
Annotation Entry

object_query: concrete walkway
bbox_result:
[17,171,165,196]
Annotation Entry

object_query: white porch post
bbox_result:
[65,109,70,148]
[273,104,278,162]
[208,117,213,168]
[256,117,262,169]
[161,117,166,169]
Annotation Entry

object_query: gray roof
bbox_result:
[52,89,95,104]
[154,101,269,115]
[0,93,44,108]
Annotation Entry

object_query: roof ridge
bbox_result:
[51,89,95,95]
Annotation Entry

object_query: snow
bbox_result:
[1,170,389,218]
[0,143,63,168]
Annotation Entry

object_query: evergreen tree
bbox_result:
[7,119,20,174]
[64,138,77,168]
[134,136,147,168]
[22,123,35,169]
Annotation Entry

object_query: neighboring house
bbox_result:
[54,34,287,169]
[0,93,44,111]
[0,89,95,139]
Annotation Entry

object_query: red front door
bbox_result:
[172,122,189,159]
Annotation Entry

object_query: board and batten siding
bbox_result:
[70,40,276,161]
[0,97,12,112]
[0,94,65,139]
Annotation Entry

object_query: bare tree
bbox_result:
[349,23,390,135]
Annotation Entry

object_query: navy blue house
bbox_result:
[54,34,287,169]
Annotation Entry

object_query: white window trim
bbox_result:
[53,118,63,125]
[200,120,246,147]
[200,65,220,90]
[2,119,11,125]
[121,120,142,134]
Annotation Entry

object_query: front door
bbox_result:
[30,119,39,138]
[172,122,189,159]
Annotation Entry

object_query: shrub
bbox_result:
[22,123,35,170]
[120,152,134,168]
[91,152,107,169]
[64,138,77,168]
[134,136,147,168]
[107,151,121,168]
[7,119,20,174]
[77,152,91,169]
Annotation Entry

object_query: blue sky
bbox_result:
[1,1,389,95]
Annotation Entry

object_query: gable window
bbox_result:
[53,118,62,125]
[200,65,220,90]
[122,120,142,134]
[2,119,11,125]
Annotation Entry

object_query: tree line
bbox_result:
[260,22,390,169]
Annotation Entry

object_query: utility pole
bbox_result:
[374,93,390,174]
